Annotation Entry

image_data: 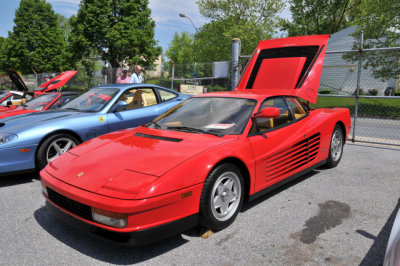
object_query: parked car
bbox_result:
[384,205,400,266]
[40,35,351,246]
[0,92,80,119]
[0,90,26,107]
[0,69,78,108]
[0,84,189,175]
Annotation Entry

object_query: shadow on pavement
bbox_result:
[0,173,38,188]
[34,206,192,264]
[359,198,400,266]
[241,169,319,212]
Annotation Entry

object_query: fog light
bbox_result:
[91,207,127,228]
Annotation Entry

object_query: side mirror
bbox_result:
[252,107,280,119]
[6,101,12,108]
[111,101,128,112]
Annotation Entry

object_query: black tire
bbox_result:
[199,163,244,231]
[36,133,80,171]
[326,124,344,168]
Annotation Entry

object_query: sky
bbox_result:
[0,0,208,52]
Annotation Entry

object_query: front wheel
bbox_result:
[199,163,244,231]
[36,134,80,170]
[326,125,344,168]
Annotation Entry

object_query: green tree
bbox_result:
[195,0,284,61]
[0,0,68,73]
[165,32,195,64]
[70,0,161,78]
[282,0,361,36]
[348,0,400,81]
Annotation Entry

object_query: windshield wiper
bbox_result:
[166,126,224,137]
[146,121,161,129]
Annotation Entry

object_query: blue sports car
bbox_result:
[0,84,190,175]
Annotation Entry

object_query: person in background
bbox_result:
[43,74,51,83]
[130,65,143,84]
[116,68,130,84]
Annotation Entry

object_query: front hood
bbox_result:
[7,69,29,92]
[48,127,238,196]
[235,35,329,104]
[0,110,84,131]
[38,71,77,92]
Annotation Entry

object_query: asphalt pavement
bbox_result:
[1,142,399,265]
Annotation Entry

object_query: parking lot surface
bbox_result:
[1,142,399,265]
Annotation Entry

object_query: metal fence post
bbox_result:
[352,30,363,142]
[231,38,241,90]
[171,64,175,91]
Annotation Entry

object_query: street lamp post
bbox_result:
[179,13,199,33]
[179,13,198,76]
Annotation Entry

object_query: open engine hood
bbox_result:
[235,35,329,104]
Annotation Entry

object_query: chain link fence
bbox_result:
[314,47,400,146]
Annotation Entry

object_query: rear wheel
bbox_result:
[36,133,80,170]
[199,163,244,231]
[326,125,344,168]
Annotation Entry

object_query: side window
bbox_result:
[286,97,307,120]
[116,88,158,112]
[252,96,293,133]
[158,89,177,101]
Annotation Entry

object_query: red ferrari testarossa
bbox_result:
[41,35,351,246]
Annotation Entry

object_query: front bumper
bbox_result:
[46,200,199,246]
[41,169,203,246]
[0,144,37,175]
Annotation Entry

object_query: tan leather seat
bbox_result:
[127,90,146,109]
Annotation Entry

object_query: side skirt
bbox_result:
[248,159,327,202]
[0,168,36,177]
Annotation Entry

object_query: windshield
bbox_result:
[20,93,58,111]
[61,88,119,112]
[0,92,9,100]
[150,97,257,136]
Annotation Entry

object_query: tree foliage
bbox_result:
[340,0,400,81]
[165,32,195,64]
[282,0,361,36]
[0,0,69,74]
[350,0,400,80]
[166,0,284,64]
[70,0,161,70]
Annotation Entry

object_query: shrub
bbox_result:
[353,88,365,95]
[319,89,331,94]
[368,89,378,96]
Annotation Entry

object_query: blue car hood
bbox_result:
[0,110,89,132]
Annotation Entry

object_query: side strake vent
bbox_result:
[264,133,320,181]
[134,132,183,142]
[0,122,4,127]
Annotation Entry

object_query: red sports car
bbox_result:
[0,92,79,119]
[0,69,77,109]
[41,35,351,246]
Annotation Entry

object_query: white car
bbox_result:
[384,205,400,266]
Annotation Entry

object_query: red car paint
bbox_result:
[41,35,351,245]
[0,92,79,119]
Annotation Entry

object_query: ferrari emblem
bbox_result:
[77,172,84,177]
[98,117,104,123]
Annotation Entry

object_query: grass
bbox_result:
[310,96,400,118]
